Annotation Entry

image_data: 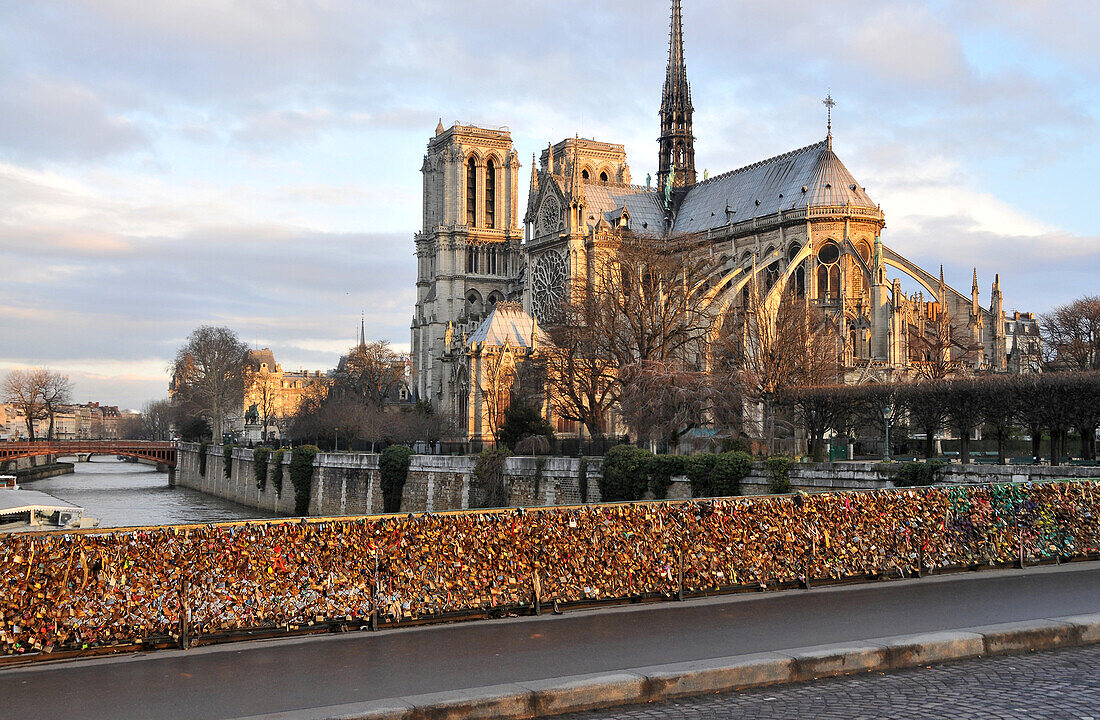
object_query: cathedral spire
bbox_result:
[658,0,696,189]
[358,313,366,348]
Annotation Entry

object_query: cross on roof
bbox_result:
[823,93,835,135]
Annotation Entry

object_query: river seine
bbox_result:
[24,458,274,527]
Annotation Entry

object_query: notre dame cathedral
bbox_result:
[410,0,1040,443]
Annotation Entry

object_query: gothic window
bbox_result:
[485,158,496,229]
[466,157,477,227]
[466,290,483,315]
[537,195,561,235]
[857,241,871,265]
[599,171,608,182]
[816,241,842,300]
[817,241,840,265]
[531,251,569,323]
[581,169,590,180]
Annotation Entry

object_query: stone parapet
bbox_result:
[175,445,1100,516]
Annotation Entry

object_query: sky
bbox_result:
[1,0,1098,410]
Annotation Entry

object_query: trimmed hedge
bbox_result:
[765,456,793,494]
[686,451,751,498]
[289,445,318,516]
[473,448,512,509]
[270,449,286,496]
[380,445,415,513]
[599,445,653,502]
[254,447,270,490]
[602,447,750,502]
[893,460,946,488]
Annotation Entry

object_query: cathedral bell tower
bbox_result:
[657,0,697,189]
[411,123,522,416]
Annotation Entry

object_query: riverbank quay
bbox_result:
[2,479,1098,662]
[2,564,1099,720]
[176,443,1100,516]
[13,461,74,482]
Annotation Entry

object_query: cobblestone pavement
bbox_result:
[563,645,1100,720]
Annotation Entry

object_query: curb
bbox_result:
[233,612,1100,720]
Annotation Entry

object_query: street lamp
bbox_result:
[881,403,894,463]
[334,426,339,453]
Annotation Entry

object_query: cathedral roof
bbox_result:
[671,138,879,235]
[467,302,549,349]
[578,182,664,236]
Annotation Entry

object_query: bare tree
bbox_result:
[714,279,841,453]
[908,314,983,379]
[333,341,404,406]
[545,291,618,439]
[591,235,719,367]
[778,385,841,462]
[898,379,949,459]
[170,326,250,440]
[250,368,281,443]
[138,399,174,440]
[618,360,710,451]
[1042,295,1100,371]
[40,371,73,440]
[3,368,49,440]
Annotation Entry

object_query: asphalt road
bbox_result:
[4,563,1100,720]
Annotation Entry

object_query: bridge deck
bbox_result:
[2,563,1098,720]
[0,441,177,467]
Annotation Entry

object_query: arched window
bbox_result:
[581,169,590,180]
[829,266,840,299]
[817,265,829,298]
[484,158,496,229]
[599,171,608,182]
[466,158,477,227]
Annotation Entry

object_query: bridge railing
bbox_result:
[2,480,1098,658]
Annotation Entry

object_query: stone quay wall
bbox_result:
[176,444,1100,517]
[176,444,603,516]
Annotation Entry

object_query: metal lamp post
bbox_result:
[334,426,339,453]
[882,403,894,462]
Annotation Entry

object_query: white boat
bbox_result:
[0,475,98,533]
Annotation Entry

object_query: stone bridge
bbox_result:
[0,441,177,478]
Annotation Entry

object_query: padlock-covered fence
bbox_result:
[3,480,1099,658]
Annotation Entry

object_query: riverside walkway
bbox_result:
[3,562,1100,720]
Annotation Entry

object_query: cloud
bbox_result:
[0,75,147,163]
[0,0,1098,408]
